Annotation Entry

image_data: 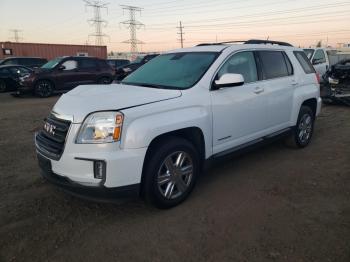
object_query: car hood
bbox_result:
[52,84,182,123]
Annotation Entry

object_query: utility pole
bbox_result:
[9,29,23,42]
[177,21,185,48]
[120,5,144,55]
[84,0,109,46]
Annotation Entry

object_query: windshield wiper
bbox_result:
[121,82,165,89]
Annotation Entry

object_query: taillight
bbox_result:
[316,73,321,84]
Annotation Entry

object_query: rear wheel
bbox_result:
[0,80,6,92]
[143,137,199,209]
[285,106,315,148]
[34,80,53,98]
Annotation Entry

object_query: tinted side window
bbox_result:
[259,51,290,79]
[217,51,258,83]
[294,51,315,74]
[97,60,109,69]
[3,59,18,65]
[283,53,293,75]
[79,59,97,69]
[0,68,10,75]
[313,50,326,63]
[61,60,78,70]
[19,58,33,66]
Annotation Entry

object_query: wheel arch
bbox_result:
[140,127,206,194]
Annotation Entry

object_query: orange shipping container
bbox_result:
[0,42,107,60]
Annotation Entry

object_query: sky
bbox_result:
[0,0,349,52]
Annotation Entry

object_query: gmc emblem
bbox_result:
[44,122,56,136]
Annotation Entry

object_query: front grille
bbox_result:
[35,114,71,160]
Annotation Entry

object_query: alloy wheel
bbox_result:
[157,151,194,200]
[298,113,313,144]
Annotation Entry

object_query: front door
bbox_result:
[54,59,81,90]
[211,51,267,154]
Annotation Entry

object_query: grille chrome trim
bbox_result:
[35,114,71,161]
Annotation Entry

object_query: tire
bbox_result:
[285,106,315,148]
[0,80,6,92]
[98,77,112,84]
[143,137,200,209]
[34,80,53,98]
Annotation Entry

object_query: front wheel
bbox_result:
[286,106,315,148]
[34,80,53,98]
[143,137,200,209]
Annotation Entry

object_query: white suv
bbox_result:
[35,40,322,208]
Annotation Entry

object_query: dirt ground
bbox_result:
[0,92,349,262]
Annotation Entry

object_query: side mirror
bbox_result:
[58,65,66,71]
[213,73,244,90]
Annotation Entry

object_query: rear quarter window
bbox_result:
[258,51,292,79]
[293,51,315,74]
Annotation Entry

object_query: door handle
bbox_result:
[253,87,264,94]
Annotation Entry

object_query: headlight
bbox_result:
[76,111,124,144]
[123,67,132,73]
[20,74,30,81]
[328,77,339,85]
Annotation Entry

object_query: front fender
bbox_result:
[121,106,212,157]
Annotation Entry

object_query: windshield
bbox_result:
[303,49,315,60]
[121,52,218,89]
[41,57,63,69]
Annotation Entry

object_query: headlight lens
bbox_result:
[328,77,339,85]
[123,67,132,73]
[76,112,124,144]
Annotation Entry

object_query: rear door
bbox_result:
[257,50,295,131]
[77,58,99,84]
[211,51,268,154]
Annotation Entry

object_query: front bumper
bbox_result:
[37,153,140,201]
[17,80,34,94]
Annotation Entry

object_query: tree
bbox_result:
[316,40,322,47]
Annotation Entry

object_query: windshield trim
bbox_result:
[121,51,220,90]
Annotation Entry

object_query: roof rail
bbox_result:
[196,39,293,47]
[244,39,293,47]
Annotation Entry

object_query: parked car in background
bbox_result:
[0,65,32,92]
[116,54,159,80]
[0,57,48,69]
[35,40,321,208]
[18,56,115,97]
[322,59,350,105]
[107,59,130,70]
[304,48,350,80]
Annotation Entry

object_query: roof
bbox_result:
[0,65,32,69]
[1,56,46,60]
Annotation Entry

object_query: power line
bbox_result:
[9,29,23,42]
[177,21,185,48]
[84,0,109,46]
[120,5,144,54]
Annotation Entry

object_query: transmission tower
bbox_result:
[120,5,144,54]
[9,29,23,42]
[177,21,185,48]
[84,0,109,46]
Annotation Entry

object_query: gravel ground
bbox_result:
[0,93,349,262]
